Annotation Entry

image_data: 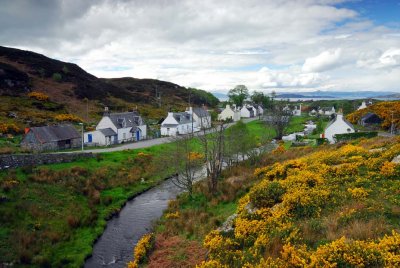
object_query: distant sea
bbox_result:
[275,97,400,102]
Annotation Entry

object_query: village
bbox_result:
[13,98,392,154]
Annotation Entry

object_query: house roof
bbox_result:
[162,124,179,128]
[192,107,210,118]
[108,111,143,129]
[28,124,80,144]
[173,112,192,124]
[99,128,117,136]
[361,112,382,123]
[326,114,354,130]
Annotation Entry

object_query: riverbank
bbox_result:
[0,119,273,267]
[145,136,400,267]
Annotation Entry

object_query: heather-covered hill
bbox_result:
[0,46,218,131]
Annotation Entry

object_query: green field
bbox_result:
[0,119,275,267]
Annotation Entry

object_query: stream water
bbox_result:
[84,178,183,267]
[85,145,274,267]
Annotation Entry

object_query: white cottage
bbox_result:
[324,113,355,143]
[240,106,255,118]
[218,104,241,121]
[160,111,195,136]
[254,105,264,116]
[318,107,336,116]
[292,104,302,116]
[84,109,147,146]
[186,107,211,129]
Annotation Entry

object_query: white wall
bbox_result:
[96,116,117,132]
[325,114,355,143]
[240,107,250,118]
[161,125,178,136]
[84,130,114,146]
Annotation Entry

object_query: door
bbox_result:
[136,130,140,141]
[88,134,92,143]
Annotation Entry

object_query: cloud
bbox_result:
[302,48,344,72]
[0,0,399,93]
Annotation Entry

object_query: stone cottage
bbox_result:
[21,124,81,152]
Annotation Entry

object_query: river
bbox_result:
[85,145,274,267]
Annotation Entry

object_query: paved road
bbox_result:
[72,118,259,154]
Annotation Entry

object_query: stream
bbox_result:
[85,144,275,267]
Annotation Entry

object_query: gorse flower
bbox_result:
[199,137,400,267]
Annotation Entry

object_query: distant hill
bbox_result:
[0,46,218,129]
[276,93,334,99]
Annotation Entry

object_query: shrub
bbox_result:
[249,181,285,208]
[334,132,378,142]
[127,233,155,268]
[54,113,83,122]
[28,91,49,101]
[52,72,62,82]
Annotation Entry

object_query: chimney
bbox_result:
[104,106,110,117]
[24,128,30,134]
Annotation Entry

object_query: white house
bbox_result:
[318,106,336,116]
[84,109,147,146]
[160,111,195,136]
[254,105,264,116]
[292,104,302,116]
[309,109,318,116]
[186,107,211,129]
[240,106,255,118]
[324,113,355,143]
[218,104,241,121]
[250,106,257,117]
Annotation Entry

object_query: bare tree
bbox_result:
[157,134,203,196]
[198,119,227,194]
[263,100,291,139]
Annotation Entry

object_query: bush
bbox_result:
[334,132,378,142]
[249,181,285,208]
[52,73,62,82]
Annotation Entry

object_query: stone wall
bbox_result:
[0,152,94,169]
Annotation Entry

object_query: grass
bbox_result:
[284,115,314,134]
[0,119,270,267]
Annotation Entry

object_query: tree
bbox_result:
[228,85,249,107]
[198,119,227,194]
[224,120,251,167]
[160,134,204,196]
[263,100,291,139]
[251,91,272,112]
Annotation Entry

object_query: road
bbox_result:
[72,118,259,153]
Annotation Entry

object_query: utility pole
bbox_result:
[155,85,162,107]
[391,111,394,135]
[79,123,84,151]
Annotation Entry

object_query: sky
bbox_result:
[1,0,400,94]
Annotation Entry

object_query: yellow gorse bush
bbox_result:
[54,113,83,122]
[127,233,154,268]
[28,91,49,101]
[200,138,400,267]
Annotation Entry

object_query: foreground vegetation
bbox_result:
[141,136,400,267]
[0,119,273,267]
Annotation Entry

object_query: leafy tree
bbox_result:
[251,91,271,109]
[228,85,249,107]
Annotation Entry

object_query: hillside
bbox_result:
[141,137,400,267]
[0,46,218,131]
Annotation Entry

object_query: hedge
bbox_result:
[334,131,378,142]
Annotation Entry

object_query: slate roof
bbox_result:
[192,107,210,118]
[108,111,143,129]
[173,112,192,124]
[162,124,179,127]
[28,124,80,143]
[326,114,354,130]
[361,112,382,124]
[99,128,117,136]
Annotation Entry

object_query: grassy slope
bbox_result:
[0,120,272,267]
[147,136,400,267]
